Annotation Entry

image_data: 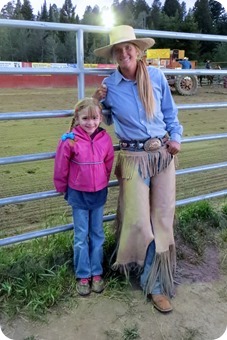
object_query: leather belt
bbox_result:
[119,137,165,151]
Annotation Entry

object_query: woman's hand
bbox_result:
[166,140,181,155]
[93,84,107,101]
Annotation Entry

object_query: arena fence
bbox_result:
[0,19,227,247]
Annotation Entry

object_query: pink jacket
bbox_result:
[53,126,114,193]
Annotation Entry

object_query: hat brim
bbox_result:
[94,38,155,58]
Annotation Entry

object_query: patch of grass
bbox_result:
[102,222,134,303]
[182,327,202,340]
[177,200,219,225]
[0,232,76,320]
[219,202,227,231]
[26,168,38,174]
[123,325,140,340]
[175,200,222,254]
[219,225,227,273]
[0,221,121,320]
[103,222,116,254]
[43,210,72,229]
[221,202,227,216]
[219,226,227,245]
[103,275,132,303]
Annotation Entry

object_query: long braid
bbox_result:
[69,116,76,132]
[136,56,155,120]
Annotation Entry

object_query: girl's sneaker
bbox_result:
[91,275,105,293]
[76,278,91,296]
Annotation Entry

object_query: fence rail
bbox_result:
[0,20,227,247]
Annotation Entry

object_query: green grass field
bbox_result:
[0,86,227,238]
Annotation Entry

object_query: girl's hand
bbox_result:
[93,84,107,101]
[166,140,181,155]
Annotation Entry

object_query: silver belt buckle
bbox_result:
[144,138,161,152]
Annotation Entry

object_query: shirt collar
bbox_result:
[114,68,137,85]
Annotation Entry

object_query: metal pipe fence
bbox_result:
[0,20,227,247]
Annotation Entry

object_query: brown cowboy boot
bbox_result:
[151,294,173,313]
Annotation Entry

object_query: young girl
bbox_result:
[53,97,114,296]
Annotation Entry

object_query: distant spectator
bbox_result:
[205,60,212,69]
[176,57,192,69]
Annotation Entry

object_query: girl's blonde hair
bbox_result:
[69,97,103,131]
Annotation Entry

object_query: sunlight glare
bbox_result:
[101,8,115,28]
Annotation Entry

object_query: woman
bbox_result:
[93,25,183,313]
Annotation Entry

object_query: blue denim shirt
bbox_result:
[102,66,183,143]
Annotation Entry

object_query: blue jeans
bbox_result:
[72,206,105,279]
[140,240,161,295]
[139,173,161,295]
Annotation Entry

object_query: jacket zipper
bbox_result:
[91,139,96,191]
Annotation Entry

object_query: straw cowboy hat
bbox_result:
[94,25,155,58]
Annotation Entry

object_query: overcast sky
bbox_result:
[0,0,226,19]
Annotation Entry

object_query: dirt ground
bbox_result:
[1,257,227,340]
[1,84,227,340]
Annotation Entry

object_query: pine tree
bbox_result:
[209,0,225,26]
[49,4,60,23]
[162,0,181,17]
[193,0,213,33]
[60,0,76,24]
[112,0,135,26]
[21,0,34,20]
[13,0,23,19]
[193,0,215,59]
[178,11,200,61]
[39,0,48,22]
[216,12,227,35]
[134,0,150,18]
[147,0,162,29]
[1,1,16,19]
[59,0,77,44]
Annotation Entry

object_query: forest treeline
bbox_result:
[0,0,227,65]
